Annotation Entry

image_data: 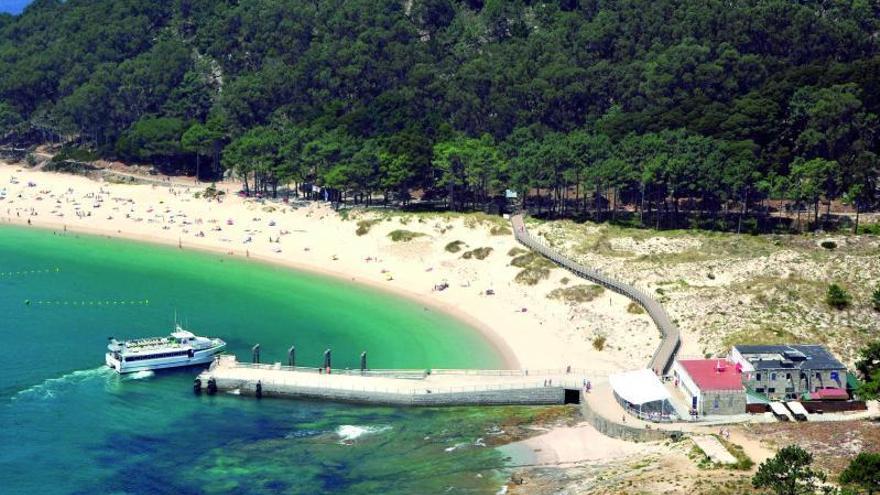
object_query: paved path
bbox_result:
[198,355,604,406]
[510,214,680,374]
[692,435,738,464]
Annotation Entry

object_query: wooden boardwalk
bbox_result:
[196,356,599,406]
[510,215,680,373]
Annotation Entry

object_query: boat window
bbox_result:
[125,350,190,362]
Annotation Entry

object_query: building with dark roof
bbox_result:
[729,344,847,401]
[672,359,746,415]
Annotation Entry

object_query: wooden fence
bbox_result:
[510,214,681,373]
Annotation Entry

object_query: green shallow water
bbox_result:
[0,226,515,494]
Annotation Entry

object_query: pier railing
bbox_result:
[223,376,588,396]
[510,214,680,374]
[223,362,607,379]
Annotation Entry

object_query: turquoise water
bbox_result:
[0,226,514,494]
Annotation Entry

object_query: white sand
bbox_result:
[1,163,659,373]
[508,424,654,465]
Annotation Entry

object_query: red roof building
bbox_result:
[672,359,746,416]
[676,359,744,391]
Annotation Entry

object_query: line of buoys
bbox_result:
[25,299,151,306]
[1,267,61,277]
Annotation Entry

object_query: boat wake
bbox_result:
[12,366,115,401]
[336,424,391,444]
[123,370,155,380]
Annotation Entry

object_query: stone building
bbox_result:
[729,344,847,401]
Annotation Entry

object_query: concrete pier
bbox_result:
[196,356,598,406]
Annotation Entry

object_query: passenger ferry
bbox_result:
[105,326,226,374]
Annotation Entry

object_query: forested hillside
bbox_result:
[0,0,878,229]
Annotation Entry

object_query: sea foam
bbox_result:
[336,424,391,443]
[123,370,155,380]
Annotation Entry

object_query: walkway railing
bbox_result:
[510,214,680,373]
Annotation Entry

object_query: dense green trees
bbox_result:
[0,0,878,228]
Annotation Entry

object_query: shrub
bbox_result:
[752,445,826,495]
[511,252,541,268]
[858,223,880,235]
[388,230,425,242]
[51,147,99,163]
[592,335,606,351]
[840,452,880,494]
[627,302,645,314]
[511,251,554,285]
[826,283,851,309]
[547,285,604,303]
[490,225,512,236]
[820,240,837,250]
[560,277,569,285]
[507,247,527,257]
[872,284,880,312]
[515,266,551,285]
[462,247,493,260]
[356,219,380,236]
[445,240,465,253]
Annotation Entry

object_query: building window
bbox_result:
[768,388,776,393]
[713,396,719,409]
[771,373,777,381]
[816,372,821,379]
[756,373,762,381]
[756,388,765,393]
[786,373,792,380]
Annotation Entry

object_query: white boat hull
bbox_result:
[106,344,226,374]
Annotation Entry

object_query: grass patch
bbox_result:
[547,284,605,303]
[388,229,425,242]
[627,301,645,314]
[714,436,755,471]
[490,224,512,235]
[511,251,555,285]
[510,252,545,268]
[721,326,804,350]
[356,219,381,236]
[515,267,551,285]
[463,212,509,231]
[462,247,493,260]
[445,240,465,253]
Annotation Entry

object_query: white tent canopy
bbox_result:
[609,369,671,405]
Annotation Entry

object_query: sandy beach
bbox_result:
[0,163,658,374]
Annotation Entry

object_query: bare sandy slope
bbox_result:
[0,163,657,374]
[532,219,880,365]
